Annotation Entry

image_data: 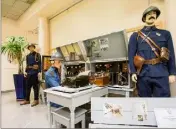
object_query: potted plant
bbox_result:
[1,36,28,100]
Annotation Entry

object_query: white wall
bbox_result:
[1,18,38,91]
[50,0,165,48]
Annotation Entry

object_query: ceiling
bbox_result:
[18,0,82,31]
[2,0,36,20]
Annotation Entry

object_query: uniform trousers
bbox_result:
[25,74,39,101]
[137,76,170,97]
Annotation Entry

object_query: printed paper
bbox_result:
[103,103,123,118]
[99,38,109,50]
[91,39,100,54]
[154,108,176,128]
[132,101,148,121]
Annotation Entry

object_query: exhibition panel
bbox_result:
[90,97,176,128]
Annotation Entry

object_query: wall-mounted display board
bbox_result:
[83,30,129,62]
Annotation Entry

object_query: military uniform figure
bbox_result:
[20,43,41,106]
[45,52,63,108]
[128,6,176,97]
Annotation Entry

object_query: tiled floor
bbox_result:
[1,92,50,128]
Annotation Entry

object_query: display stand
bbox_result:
[90,97,176,128]
[44,86,108,128]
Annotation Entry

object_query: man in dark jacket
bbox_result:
[128,6,176,97]
[20,43,41,106]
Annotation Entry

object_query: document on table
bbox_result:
[103,103,123,118]
[132,101,148,121]
[154,108,176,128]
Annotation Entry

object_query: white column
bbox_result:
[165,0,176,97]
[38,17,50,55]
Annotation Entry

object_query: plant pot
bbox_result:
[13,74,26,101]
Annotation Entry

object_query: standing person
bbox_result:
[45,52,64,108]
[20,43,41,107]
[128,6,176,97]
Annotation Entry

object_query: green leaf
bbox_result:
[1,36,29,74]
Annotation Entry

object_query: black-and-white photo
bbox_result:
[99,38,109,50]
[91,39,100,54]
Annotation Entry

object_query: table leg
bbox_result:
[47,101,52,128]
[81,115,86,128]
[125,91,130,97]
[69,107,75,128]
[40,89,45,103]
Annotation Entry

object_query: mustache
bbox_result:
[149,16,156,20]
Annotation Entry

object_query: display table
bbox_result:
[39,80,46,104]
[44,86,108,128]
[89,123,154,128]
[90,97,176,128]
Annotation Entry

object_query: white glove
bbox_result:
[38,72,42,81]
[132,74,137,83]
[24,72,27,77]
[169,75,176,83]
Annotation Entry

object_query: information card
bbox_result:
[154,108,176,128]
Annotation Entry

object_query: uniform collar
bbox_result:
[30,51,36,55]
[51,66,59,71]
[142,25,157,31]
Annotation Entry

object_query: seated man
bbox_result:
[45,52,63,108]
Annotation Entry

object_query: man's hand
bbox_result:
[54,63,61,69]
[38,72,42,81]
[38,72,41,77]
[33,65,39,69]
[132,74,137,83]
[24,72,27,77]
[169,75,176,83]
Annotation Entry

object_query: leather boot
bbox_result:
[31,100,39,107]
[20,100,30,105]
